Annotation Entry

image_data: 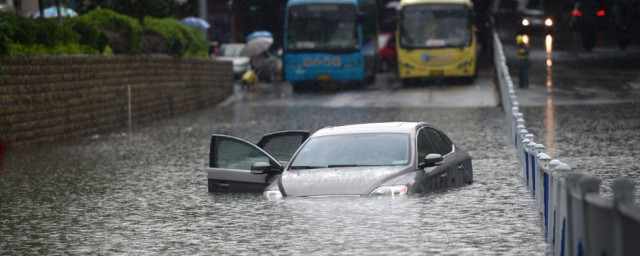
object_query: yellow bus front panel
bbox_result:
[396,40,477,79]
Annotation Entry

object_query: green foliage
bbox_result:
[89,0,195,19]
[142,16,208,57]
[0,8,207,58]
[182,27,209,58]
[77,9,143,54]
[9,43,100,55]
[143,16,187,55]
[9,44,49,54]
[32,18,80,47]
[103,45,114,55]
[0,12,98,55]
[68,18,109,53]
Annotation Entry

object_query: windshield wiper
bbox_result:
[289,165,327,170]
[327,164,385,168]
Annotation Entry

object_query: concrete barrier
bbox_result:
[0,55,233,149]
[492,29,640,256]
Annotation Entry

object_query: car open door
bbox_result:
[257,130,310,164]
[207,131,309,193]
[208,135,283,193]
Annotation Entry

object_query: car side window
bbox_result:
[417,128,436,163]
[434,130,453,155]
[215,137,270,171]
[257,131,309,161]
[417,127,452,162]
[260,135,304,161]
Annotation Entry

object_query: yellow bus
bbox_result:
[396,0,477,84]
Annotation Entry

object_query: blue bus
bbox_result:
[283,0,379,91]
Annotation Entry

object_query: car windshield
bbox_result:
[400,3,471,48]
[289,133,411,169]
[286,3,358,52]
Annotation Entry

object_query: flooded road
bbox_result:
[2,95,552,254]
[2,29,640,254]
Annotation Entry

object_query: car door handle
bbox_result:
[214,182,229,188]
[457,164,464,170]
[440,173,448,178]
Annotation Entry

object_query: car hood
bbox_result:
[280,166,409,197]
[216,56,249,65]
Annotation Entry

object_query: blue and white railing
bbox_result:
[492,29,640,256]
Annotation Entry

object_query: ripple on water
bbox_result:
[0,106,553,254]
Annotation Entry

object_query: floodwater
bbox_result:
[3,22,640,255]
[1,104,551,255]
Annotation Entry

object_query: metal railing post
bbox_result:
[556,163,573,256]
[612,179,636,256]
[570,175,600,256]
[537,153,552,237]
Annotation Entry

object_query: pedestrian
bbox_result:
[516,34,530,88]
[209,41,220,58]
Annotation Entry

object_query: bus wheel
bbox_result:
[366,73,376,86]
[461,76,476,85]
[291,82,307,93]
[292,82,318,93]
[401,78,414,87]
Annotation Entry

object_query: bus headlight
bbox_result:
[522,19,530,26]
[545,18,553,27]
[369,185,408,196]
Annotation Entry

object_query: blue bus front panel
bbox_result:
[284,53,364,83]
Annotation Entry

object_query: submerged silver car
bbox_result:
[207,122,473,198]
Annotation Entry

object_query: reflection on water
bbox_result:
[543,34,556,157]
[545,97,556,158]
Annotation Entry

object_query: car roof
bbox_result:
[311,122,426,137]
[522,9,544,16]
[221,43,245,48]
[401,0,473,7]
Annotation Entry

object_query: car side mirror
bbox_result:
[251,162,272,174]
[420,154,443,169]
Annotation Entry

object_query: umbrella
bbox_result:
[245,31,273,42]
[181,17,210,29]
[385,1,400,10]
[241,31,274,57]
[32,6,78,18]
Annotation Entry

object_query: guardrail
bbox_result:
[492,30,640,256]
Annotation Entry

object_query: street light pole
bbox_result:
[199,0,207,20]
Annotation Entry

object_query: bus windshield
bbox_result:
[286,3,359,53]
[400,4,471,48]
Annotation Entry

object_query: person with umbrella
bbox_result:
[180,17,210,30]
[240,31,280,87]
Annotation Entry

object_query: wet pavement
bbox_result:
[497,18,640,201]
[2,21,640,255]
